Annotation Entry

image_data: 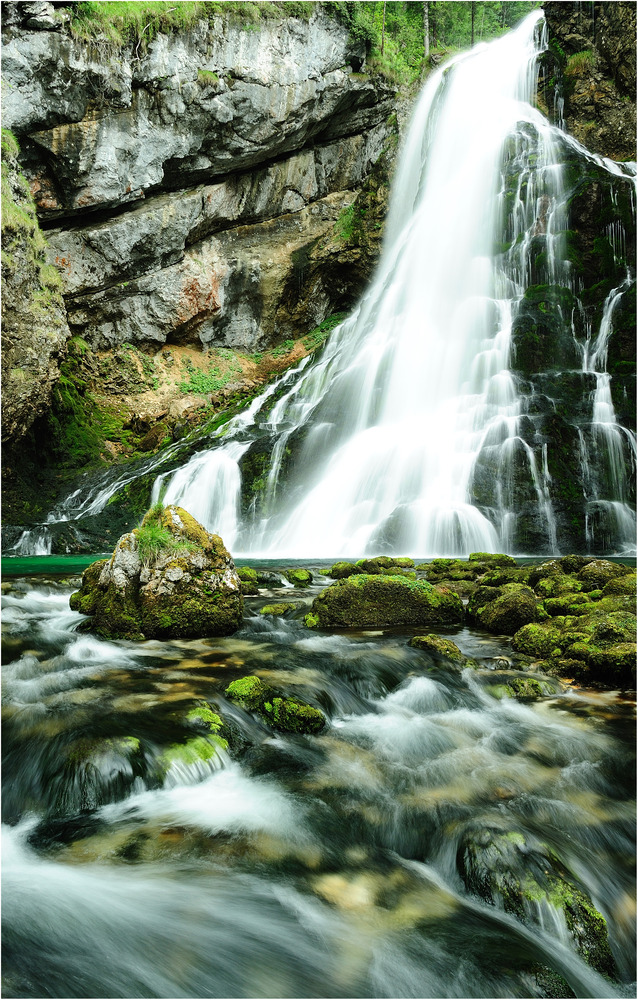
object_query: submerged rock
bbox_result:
[307,574,464,628]
[458,827,617,978]
[69,504,243,639]
[259,603,299,616]
[284,568,313,588]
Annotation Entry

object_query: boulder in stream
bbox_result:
[225,675,326,734]
[306,574,464,628]
[69,504,243,639]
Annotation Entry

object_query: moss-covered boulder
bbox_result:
[224,675,326,735]
[237,566,259,595]
[69,504,243,639]
[284,568,313,587]
[259,602,299,616]
[577,559,632,591]
[458,827,616,977]
[328,561,364,580]
[600,572,637,598]
[355,556,415,575]
[409,634,476,667]
[468,552,517,566]
[307,574,464,629]
[481,671,559,700]
[467,583,540,635]
[513,607,637,686]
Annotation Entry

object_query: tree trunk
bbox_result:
[431,0,437,48]
[423,1,430,59]
[381,0,386,55]
[471,1,475,46]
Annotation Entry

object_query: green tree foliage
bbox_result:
[69,2,540,78]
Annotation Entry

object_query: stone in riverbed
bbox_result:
[69,504,243,639]
[306,574,464,629]
[224,675,326,734]
[409,634,477,668]
[467,583,540,635]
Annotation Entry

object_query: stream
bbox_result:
[2,560,635,999]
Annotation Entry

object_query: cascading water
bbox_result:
[149,10,635,558]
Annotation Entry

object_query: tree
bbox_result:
[423,1,430,58]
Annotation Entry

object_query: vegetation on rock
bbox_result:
[308,573,464,629]
[225,675,326,734]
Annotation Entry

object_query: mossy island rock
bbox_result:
[513,605,637,687]
[306,574,464,629]
[237,566,260,595]
[225,675,326,734]
[479,670,562,700]
[284,568,313,587]
[458,827,616,978]
[69,504,243,640]
[409,634,477,668]
[467,583,540,635]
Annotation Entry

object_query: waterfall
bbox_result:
[154,10,634,558]
[8,11,635,558]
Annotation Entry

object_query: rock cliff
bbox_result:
[3,2,395,354]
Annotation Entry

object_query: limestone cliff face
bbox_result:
[2,3,396,353]
[543,1,636,162]
[1,131,69,443]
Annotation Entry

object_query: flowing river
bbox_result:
[2,560,635,999]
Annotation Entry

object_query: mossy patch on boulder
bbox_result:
[284,568,313,587]
[409,634,476,667]
[69,504,243,639]
[259,602,299,616]
[468,552,517,566]
[577,559,632,591]
[329,561,364,580]
[308,574,464,629]
[237,566,259,594]
[224,674,326,735]
[467,583,540,635]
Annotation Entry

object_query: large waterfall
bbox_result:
[150,10,635,558]
[7,10,635,559]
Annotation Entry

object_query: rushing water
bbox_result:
[2,564,636,999]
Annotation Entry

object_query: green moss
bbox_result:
[302,312,348,351]
[284,568,313,587]
[310,574,464,628]
[328,561,364,580]
[158,735,224,772]
[225,675,273,710]
[468,552,517,565]
[266,696,325,735]
[409,634,473,666]
[304,612,320,628]
[259,603,298,616]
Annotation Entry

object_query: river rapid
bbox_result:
[1,560,635,999]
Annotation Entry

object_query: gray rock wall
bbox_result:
[2,3,396,353]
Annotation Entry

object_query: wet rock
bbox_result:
[284,568,313,588]
[328,561,364,580]
[237,566,259,595]
[467,583,540,635]
[69,504,243,639]
[409,634,477,668]
[259,603,299,616]
[458,826,617,978]
[225,674,326,735]
[307,574,464,629]
[577,559,632,592]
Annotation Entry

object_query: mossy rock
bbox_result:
[237,566,259,594]
[512,622,564,658]
[483,672,556,700]
[70,506,243,640]
[542,593,592,616]
[470,584,540,635]
[468,552,517,566]
[527,559,566,588]
[409,634,477,667]
[457,827,616,978]
[263,696,325,735]
[329,561,364,580]
[479,566,530,587]
[225,675,274,710]
[534,574,582,599]
[601,572,636,597]
[157,735,225,775]
[577,559,632,591]
[225,675,326,734]
[259,602,298,616]
[284,568,313,587]
[309,574,464,628]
